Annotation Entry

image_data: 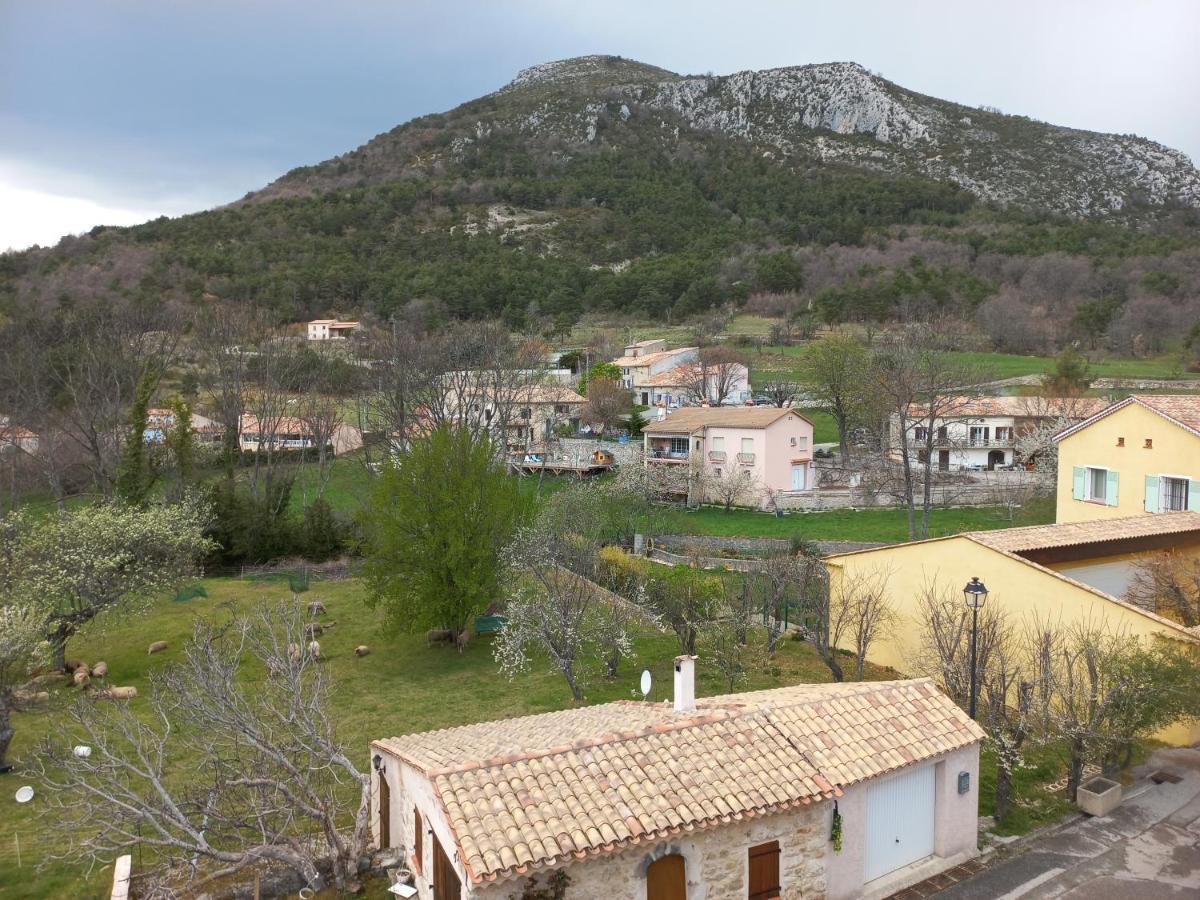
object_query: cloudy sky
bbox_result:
[2,0,1198,251]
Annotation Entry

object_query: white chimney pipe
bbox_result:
[673,655,696,713]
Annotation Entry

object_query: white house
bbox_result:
[890,395,1107,472]
[307,319,360,341]
[370,660,982,900]
[639,360,753,408]
[611,339,699,405]
[238,414,362,455]
[0,416,38,455]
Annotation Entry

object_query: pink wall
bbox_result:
[699,412,814,505]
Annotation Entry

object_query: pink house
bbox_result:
[643,407,815,507]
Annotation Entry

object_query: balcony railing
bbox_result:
[925,437,1015,449]
[648,449,690,462]
[736,452,756,465]
[707,451,727,462]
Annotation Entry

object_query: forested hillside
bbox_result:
[2,55,1199,353]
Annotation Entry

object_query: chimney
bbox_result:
[673,655,696,713]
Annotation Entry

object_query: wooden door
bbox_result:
[377,775,390,848]
[646,854,686,900]
[432,833,461,900]
[748,841,781,899]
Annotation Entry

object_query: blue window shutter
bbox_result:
[1106,470,1119,506]
[1189,479,1200,512]
[1145,475,1160,513]
[1072,466,1085,501]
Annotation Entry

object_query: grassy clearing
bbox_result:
[751,345,1197,383]
[977,742,1076,837]
[1,572,886,898]
[662,499,1055,542]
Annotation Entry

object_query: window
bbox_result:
[1073,466,1118,506]
[914,426,928,442]
[1163,476,1190,511]
[413,807,423,873]
[741,437,754,453]
[1117,437,1125,446]
[1088,466,1107,502]
[712,437,725,451]
[669,437,688,455]
[748,841,781,900]
[797,436,808,450]
[969,426,989,445]
[994,427,1013,442]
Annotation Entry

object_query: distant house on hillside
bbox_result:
[370,660,982,900]
[643,406,814,506]
[0,416,38,455]
[610,339,699,405]
[889,395,1106,472]
[143,408,225,446]
[238,414,362,455]
[307,319,360,341]
[640,360,753,408]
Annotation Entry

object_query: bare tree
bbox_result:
[582,376,632,434]
[871,329,992,539]
[796,563,849,682]
[757,378,798,408]
[698,346,748,405]
[195,303,259,475]
[760,550,824,655]
[707,468,758,512]
[843,565,895,681]
[33,605,371,897]
[1125,551,1200,628]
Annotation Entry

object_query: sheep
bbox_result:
[147,640,168,655]
[13,690,49,706]
[287,643,302,664]
[94,686,137,700]
[64,659,86,673]
[304,622,324,639]
[307,600,327,617]
[90,661,108,679]
[426,628,455,647]
[354,645,370,658]
[307,640,322,660]
[73,669,90,688]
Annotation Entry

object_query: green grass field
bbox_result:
[662,499,1055,542]
[1,572,892,898]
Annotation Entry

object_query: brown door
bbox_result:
[646,854,686,900]
[432,833,461,900]
[748,841,781,899]
[938,450,950,471]
[377,775,390,848]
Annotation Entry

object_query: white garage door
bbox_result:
[865,765,935,882]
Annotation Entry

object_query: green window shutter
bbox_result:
[1144,475,1160,513]
[1106,469,1119,506]
[1189,479,1200,512]
[1072,466,1086,501]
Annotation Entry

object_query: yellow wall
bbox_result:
[826,536,1200,745]
[1056,403,1200,524]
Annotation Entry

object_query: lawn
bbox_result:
[661,499,1055,542]
[0,572,887,899]
[750,345,1198,384]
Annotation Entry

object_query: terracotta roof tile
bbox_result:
[1054,394,1200,442]
[968,511,1200,552]
[375,678,981,884]
[643,406,810,433]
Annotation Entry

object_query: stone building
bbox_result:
[370,660,983,899]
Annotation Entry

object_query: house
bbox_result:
[370,659,983,900]
[889,396,1106,472]
[611,340,699,405]
[307,319,360,341]
[237,415,363,455]
[640,360,753,408]
[643,407,815,505]
[507,384,586,450]
[1054,394,1200,524]
[445,382,585,452]
[824,512,1200,744]
[0,417,38,455]
[142,408,225,446]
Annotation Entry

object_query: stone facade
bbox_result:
[476,801,827,900]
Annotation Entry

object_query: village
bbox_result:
[2,306,1200,900]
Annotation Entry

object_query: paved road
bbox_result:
[937,748,1200,899]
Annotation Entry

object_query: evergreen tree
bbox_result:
[115,373,155,505]
[167,395,196,501]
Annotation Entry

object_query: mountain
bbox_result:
[251,55,1200,216]
[2,55,1199,343]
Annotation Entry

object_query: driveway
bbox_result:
[934,747,1200,899]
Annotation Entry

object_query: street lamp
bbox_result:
[963,577,989,719]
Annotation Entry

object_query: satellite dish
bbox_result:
[14,786,34,803]
[639,670,652,699]
[73,745,92,759]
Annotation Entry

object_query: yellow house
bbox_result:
[1055,395,1200,524]
[824,512,1200,744]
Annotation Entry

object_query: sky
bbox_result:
[2,0,1198,251]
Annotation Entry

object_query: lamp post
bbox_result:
[963,576,989,720]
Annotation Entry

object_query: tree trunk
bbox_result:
[51,622,72,672]
[0,694,14,768]
[994,761,1014,823]
[563,664,584,702]
[1065,740,1086,801]
[605,647,620,678]
[820,648,845,682]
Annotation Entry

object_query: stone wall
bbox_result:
[556,437,642,466]
[654,533,886,559]
[477,800,828,900]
